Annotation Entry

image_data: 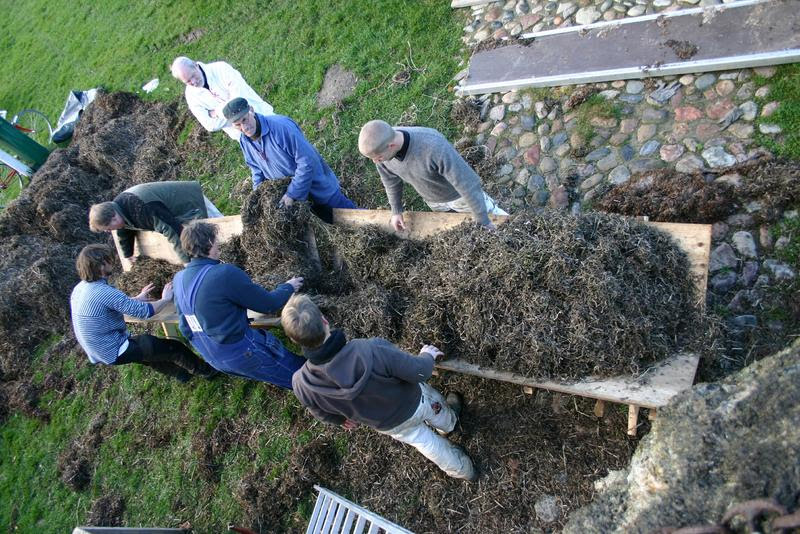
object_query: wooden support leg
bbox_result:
[593,399,606,418]
[522,386,534,395]
[161,322,181,339]
[627,405,639,436]
[648,408,657,421]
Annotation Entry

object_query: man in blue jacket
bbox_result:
[173,220,305,389]
[222,97,357,223]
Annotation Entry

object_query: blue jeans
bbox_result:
[312,189,357,223]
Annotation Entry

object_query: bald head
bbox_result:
[358,120,399,162]
[171,56,204,87]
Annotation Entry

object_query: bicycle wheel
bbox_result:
[12,109,53,147]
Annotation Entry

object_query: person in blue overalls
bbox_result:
[172,220,305,389]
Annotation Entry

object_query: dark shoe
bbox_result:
[195,367,220,380]
[174,370,192,383]
[446,392,464,418]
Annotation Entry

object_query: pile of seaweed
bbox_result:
[0,91,186,415]
[595,158,800,224]
[234,188,700,380]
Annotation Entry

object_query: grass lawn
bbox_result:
[0,0,465,530]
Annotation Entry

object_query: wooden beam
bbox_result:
[127,302,280,329]
[436,352,699,409]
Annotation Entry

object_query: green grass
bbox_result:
[754,64,800,160]
[0,0,466,530]
[573,94,622,142]
[1,0,465,212]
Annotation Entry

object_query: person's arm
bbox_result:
[375,339,436,384]
[273,119,324,202]
[116,228,137,259]
[185,91,228,132]
[102,284,155,319]
[224,266,301,314]
[434,145,491,226]
[147,202,190,263]
[376,165,405,216]
[241,140,268,190]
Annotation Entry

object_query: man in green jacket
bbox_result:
[89,181,222,264]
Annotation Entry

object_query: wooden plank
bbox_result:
[435,353,699,409]
[125,302,280,328]
[115,215,243,272]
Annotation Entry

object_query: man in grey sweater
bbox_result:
[358,119,507,232]
[281,294,477,482]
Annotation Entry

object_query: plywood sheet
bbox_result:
[461,0,800,93]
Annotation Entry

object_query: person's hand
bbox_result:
[209,109,217,118]
[342,419,358,430]
[285,277,304,292]
[483,221,497,232]
[420,344,443,360]
[161,281,174,301]
[279,194,295,208]
[390,213,407,232]
[134,283,155,301]
[126,255,138,264]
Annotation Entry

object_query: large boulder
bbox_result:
[564,339,800,533]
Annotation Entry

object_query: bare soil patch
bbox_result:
[316,64,357,109]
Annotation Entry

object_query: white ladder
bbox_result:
[306,485,414,534]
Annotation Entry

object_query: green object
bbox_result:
[0,117,49,170]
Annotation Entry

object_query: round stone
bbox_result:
[675,154,705,173]
[519,132,537,148]
[701,146,737,168]
[758,123,782,135]
[609,165,631,184]
[639,139,660,156]
[695,73,716,90]
[575,6,601,24]
[539,157,557,173]
[715,80,735,97]
[659,144,685,162]
[626,80,644,94]
[489,104,506,121]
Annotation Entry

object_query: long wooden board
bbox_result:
[437,353,699,409]
[120,209,710,409]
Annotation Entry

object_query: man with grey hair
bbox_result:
[170,56,273,140]
[358,120,507,232]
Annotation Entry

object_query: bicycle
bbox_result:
[0,109,53,190]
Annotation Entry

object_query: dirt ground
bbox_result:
[234,374,638,533]
[316,64,357,109]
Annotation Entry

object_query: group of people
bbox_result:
[69,56,509,482]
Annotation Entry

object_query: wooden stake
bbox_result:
[522,386,534,395]
[648,408,657,421]
[593,399,606,418]
[627,405,639,436]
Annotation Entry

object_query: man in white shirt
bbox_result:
[170,56,274,140]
